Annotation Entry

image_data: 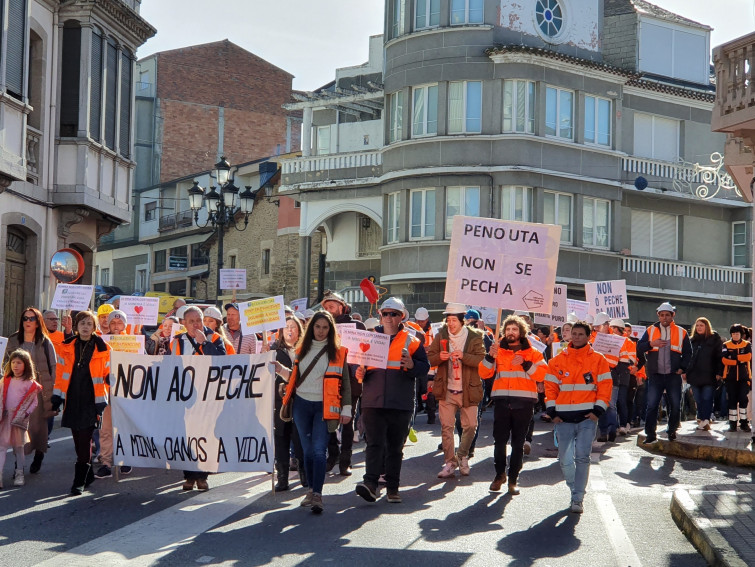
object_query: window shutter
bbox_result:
[631,210,652,256]
[119,51,131,156]
[90,32,103,141]
[448,82,463,133]
[633,113,653,159]
[59,24,81,137]
[6,0,26,99]
[104,41,118,150]
[652,213,677,259]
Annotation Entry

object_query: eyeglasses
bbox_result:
[381,312,403,318]
[22,316,38,322]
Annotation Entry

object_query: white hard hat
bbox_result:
[593,312,611,326]
[609,318,625,328]
[442,303,467,315]
[176,305,188,319]
[303,309,315,318]
[657,302,676,313]
[379,297,406,313]
[364,317,379,330]
[203,306,222,321]
[566,312,578,323]
[415,307,430,320]
[584,314,594,325]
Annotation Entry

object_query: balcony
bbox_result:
[26,126,41,185]
[158,210,193,232]
[0,92,30,185]
[279,150,382,191]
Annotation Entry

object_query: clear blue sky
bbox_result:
[137,0,755,91]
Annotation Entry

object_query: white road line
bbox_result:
[590,465,644,567]
[5,434,72,453]
[33,472,271,567]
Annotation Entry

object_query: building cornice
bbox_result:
[59,0,156,48]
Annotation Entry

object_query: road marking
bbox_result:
[34,473,271,567]
[590,465,644,567]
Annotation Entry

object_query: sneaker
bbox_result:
[642,435,658,444]
[13,471,24,486]
[301,489,314,507]
[182,479,195,491]
[437,461,457,479]
[523,441,531,455]
[702,420,711,431]
[311,493,323,514]
[386,489,402,503]
[356,482,379,502]
[120,466,132,475]
[571,501,584,514]
[94,465,112,479]
[489,473,507,492]
[507,483,520,495]
[459,457,470,476]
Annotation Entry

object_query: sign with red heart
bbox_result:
[359,342,371,352]
[339,328,390,369]
[119,296,160,326]
[134,306,144,314]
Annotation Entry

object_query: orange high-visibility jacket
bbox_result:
[601,331,636,368]
[169,329,226,355]
[283,345,349,419]
[478,338,547,401]
[645,324,687,354]
[54,335,112,406]
[721,340,752,383]
[544,343,612,421]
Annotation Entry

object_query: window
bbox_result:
[168,280,186,296]
[358,215,381,257]
[104,40,118,150]
[229,255,237,268]
[445,187,480,237]
[451,0,483,25]
[732,222,747,267]
[391,0,405,39]
[543,191,573,244]
[90,31,103,141]
[583,197,610,248]
[631,210,677,259]
[410,189,436,240]
[639,21,709,85]
[412,84,438,137]
[153,283,166,292]
[60,22,81,136]
[633,113,680,163]
[545,87,573,139]
[294,200,301,209]
[100,268,110,286]
[387,192,401,244]
[5,0,26,100]
[170,245,187,258]
[448,81,482,134]
[262,249,271,275]
[415,0,440,29]
[191,243,208,266]
[317,126,330,155]
[136,269,147,293]
[120,51,132,157]
[154,250,166,273]
[503,80,535,134]
[388,91,404,143]
[145,202,157,221]
[584,95,611,146]
[501,186,532,222]
[535,0,564,38]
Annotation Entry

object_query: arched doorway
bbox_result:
[4,229,27,336]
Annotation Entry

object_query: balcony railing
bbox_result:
[158,210,194,232]
[26,126,41,185]
[622,156,702,182]
[281,150,382,175]
[712,33,755,133]
[622,257,749,284]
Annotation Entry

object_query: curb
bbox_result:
[670,489,748,567]
[636,434,755,468]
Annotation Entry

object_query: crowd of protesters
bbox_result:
[0,292,751,517]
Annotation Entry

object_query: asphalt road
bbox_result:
[2,411,752,566]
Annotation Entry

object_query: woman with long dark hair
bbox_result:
[278,312,351,514]
[4,307,57,475]
[686,317,723,430]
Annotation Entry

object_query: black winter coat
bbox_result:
[685,332,724,388]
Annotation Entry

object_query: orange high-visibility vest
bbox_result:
[378,328,421,372]
[479,342,547,401]
[646,324,687,354]
[283,346,348,419]
[54,337,111,406]
[722,340,752,382]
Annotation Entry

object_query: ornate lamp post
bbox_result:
[188,156,257,306]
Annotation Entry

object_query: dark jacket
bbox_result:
[685,332,724,388]
[637,322,692,376]
[335,313,366,330]
[360,324,430,411]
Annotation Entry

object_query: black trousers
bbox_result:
[493,399,535,483]
[361,407,412,490]
[327,392,361,467]
[72,427,95,465]
[725,378,750,413]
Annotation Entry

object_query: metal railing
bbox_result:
[158,210,193,232]
[621,257,749,284]
[281,150,382,175]
[26,126,41,184]
[622,156,702,182]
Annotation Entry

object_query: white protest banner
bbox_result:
[591,332,627,358]
[119,296,160,326]
[109,352,275,472]
[630,325,647,340]
[101,334,145,355]
[528,336,548,354]
[219,269,247,290]
[534,284,568,326]
[290,298,308,313]
[339,327,391,369]
[566,299,590,320]
[0,336,7,362]
[444,216,561,312]
[585,279,629,319]
[239,296,285,335]
[51,284,94,311]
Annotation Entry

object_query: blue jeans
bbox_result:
[691,385,714,421]
[645,373,682,437]
[293,395,330,494]
[598,386,619,435]
[555,419,597,504]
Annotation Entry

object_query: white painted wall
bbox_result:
[325,212,359,261]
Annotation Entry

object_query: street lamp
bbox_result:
[188,157,258,306]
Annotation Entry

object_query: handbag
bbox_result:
[279,347,328,422]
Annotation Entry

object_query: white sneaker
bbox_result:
[13,470,24,486]
[437,461,457,479]
[702,420,711,431]
[459,457,470,476]
[570,501,584,514]
[617,427,627,435]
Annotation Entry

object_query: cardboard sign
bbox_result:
[336,323,357,336]
[534,284,568,325]
[51,284,94,311]
[238,296,285,335]
[0,336,7,363]
[444,216,561,311]
[339,327,391,369]
[528,336,548,354]
[119,296,160,326]
[109,352,275,473]
[219,269,247,290]
[430,322,444,337]
[585,279,629,319]
[566,299,590,321]
[591,332,627,358]
[630,325,647,340]
[101,334,145,355]
[552,341,567,358]
[290,298,308,313]
[170,323,185,340]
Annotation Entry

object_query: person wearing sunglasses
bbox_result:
[355,297,430,505]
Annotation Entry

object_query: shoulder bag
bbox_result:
[279,347,327,422]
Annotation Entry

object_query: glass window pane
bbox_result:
[516,81,526,132]
[466,81,482,133]
[543,192,555,224]
[527,82,535,133]
[469,0,484,22]
[596,200,609,247]
[583,199,594,246]
[598,99,611,145]
[558,194,572,242]
[514,188,524,221]
[425,189,436,237]
[451,0,464,24]
[448,82,464,133]
[416,0,427,28]
[734,223,747,244]
[465,187,480,217]
[446,188,461,236]
[430,0,440,26]
[413,87,425,136]
[545,87,557,136]
[503,81,513,131]
[427,85,438,134]
[502,187,512,220]
[584,96,596,143]
[411,192,422,237]
[559,90,573,139]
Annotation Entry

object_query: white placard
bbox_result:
[101,334,146,355]
[470,306,499,326]
[0,336,7,362]
[339,327,391,369]
[585,279,629,319]
[171,323,184,339]
[290,298,308,313]
[51,284,94,311]
[630,325,647,340]
[110,352,275,472]
[444,216,561,311]
[552,341,567,358]
[219,269,247,290]
[591,332,628,358]
[238,296,286,335]
[534,284,568,325]
[336,323,357,336]
[566,299,590,320]
[528,336,548,353]
[119,296,160,326]
[430,322,444,337]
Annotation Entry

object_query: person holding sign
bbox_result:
[544,321,612,514]
[354,297,429,505]
[637,302,692,443]
[479,314,547,495]
[426,303,486,479]
[51,311,112,495]
[278,312,352,514]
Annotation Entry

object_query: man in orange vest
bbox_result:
[637,302,692,443]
